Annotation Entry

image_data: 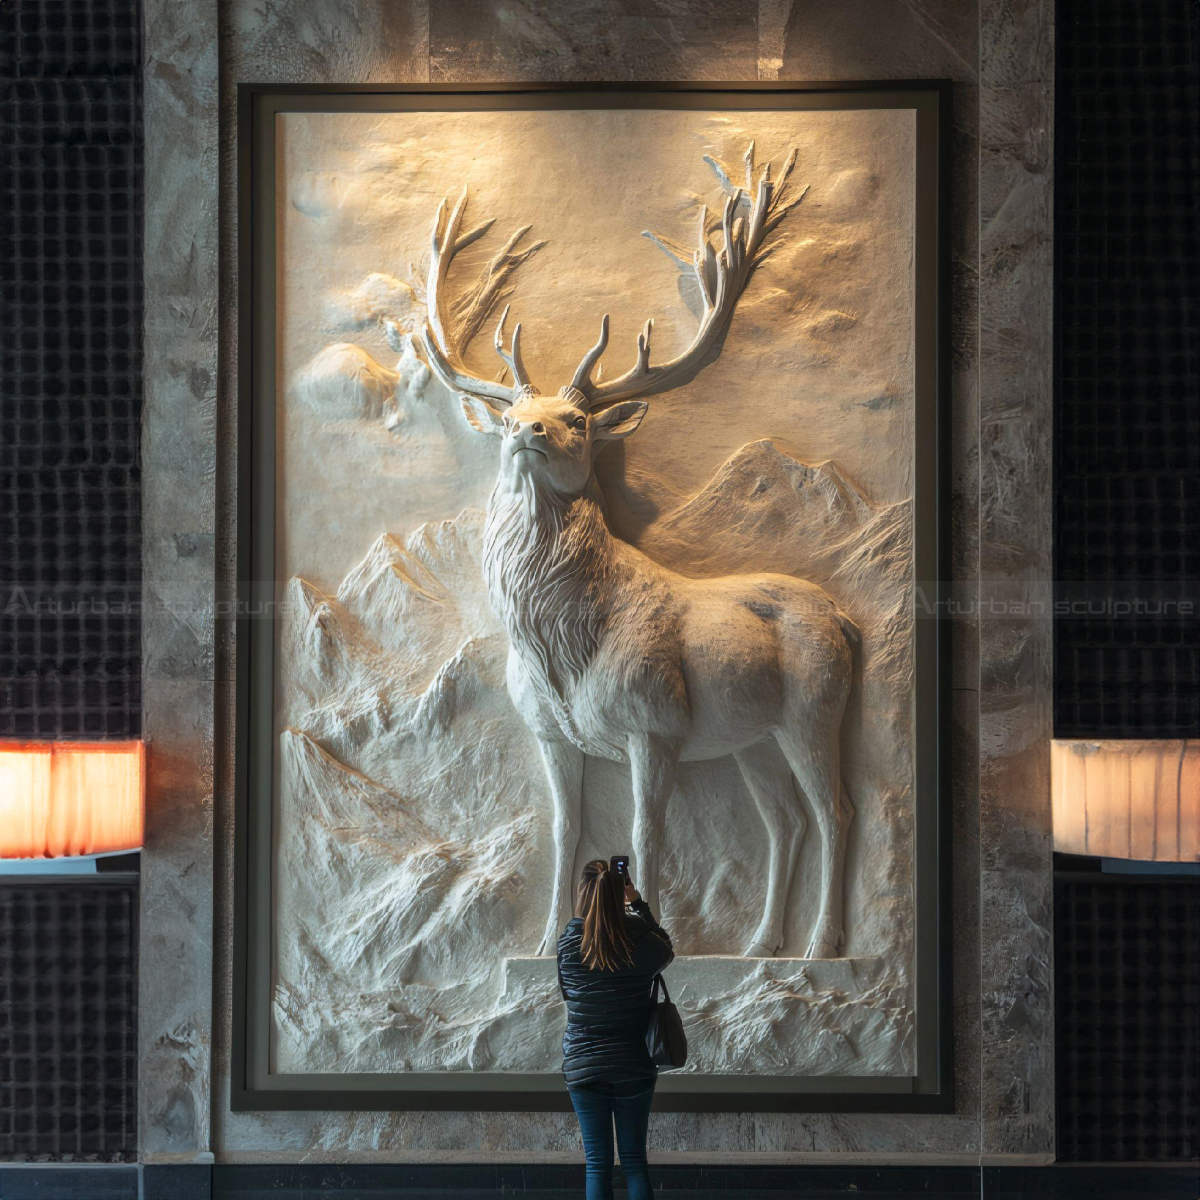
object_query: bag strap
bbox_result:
[651,972,672,1004]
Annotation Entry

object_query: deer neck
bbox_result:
[482,475,614,700]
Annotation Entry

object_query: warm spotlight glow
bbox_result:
[0,741,144,858]
[1052,739,1198,862]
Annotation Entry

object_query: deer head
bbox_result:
[415,144,807,502]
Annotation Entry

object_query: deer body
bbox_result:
[486,481,853,764]
[414,143,857,959]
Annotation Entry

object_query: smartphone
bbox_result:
[610,855,629,877]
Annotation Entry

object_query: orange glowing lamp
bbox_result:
[0,741,144,858]
[1052,739,1198,863]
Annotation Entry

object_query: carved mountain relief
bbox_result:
[275,439,914,1075]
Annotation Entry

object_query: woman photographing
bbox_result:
[556,859,675,1200]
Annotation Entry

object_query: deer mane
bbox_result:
[482,481,614,703]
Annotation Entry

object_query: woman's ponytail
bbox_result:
[577,859,635,971]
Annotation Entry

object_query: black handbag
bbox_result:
[645,972,687,1069]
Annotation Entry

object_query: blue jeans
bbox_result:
[567,1083,656,1200]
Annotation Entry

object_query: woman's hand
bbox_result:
[624,877,641,904]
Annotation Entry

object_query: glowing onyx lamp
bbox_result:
[1052,739,1198,863]
[0,741,145,859]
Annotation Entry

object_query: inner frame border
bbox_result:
[233,81,954,1114]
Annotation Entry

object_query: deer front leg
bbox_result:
[628,733,681,915]
[535,736,585,957]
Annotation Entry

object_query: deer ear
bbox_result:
[460,396,506,436]
[592,400,648,441]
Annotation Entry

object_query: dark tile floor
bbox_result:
[2,1163,1198,1200]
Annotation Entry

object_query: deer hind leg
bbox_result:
[628,733,681,916]
[734,740,807,957]
[535,737,585,957]
[774,729,854,959]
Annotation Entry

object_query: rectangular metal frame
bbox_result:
[234,81,953,1113]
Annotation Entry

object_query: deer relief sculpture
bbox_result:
[414,145,857,959]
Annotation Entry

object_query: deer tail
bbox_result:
[836,607,861,648]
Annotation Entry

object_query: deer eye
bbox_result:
[571,415,586,432]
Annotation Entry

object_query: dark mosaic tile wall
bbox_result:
[0,880,139,1162]
[1054,0,1200,738]
[1054,870,1199,1163]
[1053,0,1199,1167]
[0,0,143,1166]
[0,0,143,738]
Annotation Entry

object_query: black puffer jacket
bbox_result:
[556,900,675,1092]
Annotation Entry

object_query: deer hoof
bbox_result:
[805,938,841,960]
[743,940,776,958]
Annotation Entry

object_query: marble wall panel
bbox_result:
[977,0,1055,1164]
[429,0,758,82]
[140,0,221,1161]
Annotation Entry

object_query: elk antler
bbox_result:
[571,143,807,408]
[419,189,545,404]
